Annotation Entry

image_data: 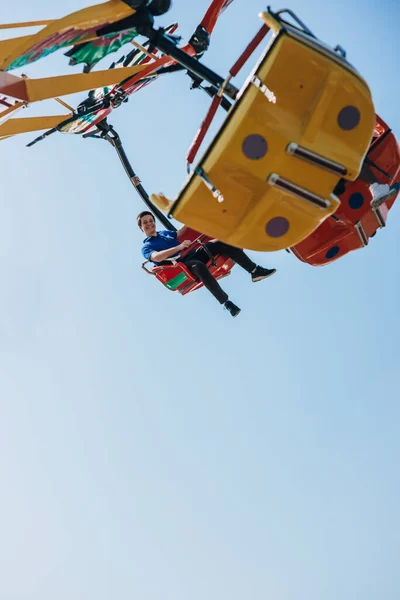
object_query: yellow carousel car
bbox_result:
[151,8,376,252]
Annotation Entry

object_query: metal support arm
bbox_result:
[92,121,176,231]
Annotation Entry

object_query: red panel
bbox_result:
[291,115,400,266]
[0,72,28,101]
[152,226,236,294]
[200,0,234,35]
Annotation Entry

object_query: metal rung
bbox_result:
[195,167,224,203]
[354,221,368,246]
[286,142,347,176]
[373,207,386,228]
[267,173,331,209]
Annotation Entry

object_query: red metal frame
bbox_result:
[186,22,270,166]
[229,23,269,78]
[199,0,234,32]
[186,95,222,165]
[151,226,235,295]
[290,115,400,266]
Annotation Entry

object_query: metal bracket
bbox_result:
[272,7,316,38]
[334,44,347,58]
[354,221,368,246]
[251,76,277,104]
[195,167,224,203]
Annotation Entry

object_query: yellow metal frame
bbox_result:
[0,61,150,139]
[0,0,158,140]
[151,10,375,252]
[0,63,149,102]
[0,115,71,139]
[0,0,159,141]
[0,100,26,123]
[0,0,137,71]
[0,20,55,30]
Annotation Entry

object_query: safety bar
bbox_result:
[174,234,217,266]
[141,255,181,274]
[142,261,156,275]
[141,234,219,274]
[274,8,316,38]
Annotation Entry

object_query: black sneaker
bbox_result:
[224,300,241,318]
[251,266,277,282]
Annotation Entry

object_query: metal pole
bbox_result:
[148,30,239,100]
[98,123,176,231]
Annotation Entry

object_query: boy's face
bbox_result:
[141,214,156,236]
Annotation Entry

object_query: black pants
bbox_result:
[182,241,257,304]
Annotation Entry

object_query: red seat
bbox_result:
[142,226,235,295]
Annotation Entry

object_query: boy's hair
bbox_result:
[136,211,155,228]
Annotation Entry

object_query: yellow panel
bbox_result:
[166,22,375,252]
[0,20,56,30]
[0,63,148,104]
[0,35,32,71]
[24,63,149,101]
[0,0,135,70]
[0,115,70,137]
[0,101,25,125]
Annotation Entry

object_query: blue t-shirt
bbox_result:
[142,230,180,265]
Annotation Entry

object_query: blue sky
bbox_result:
[1,1,399,599]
